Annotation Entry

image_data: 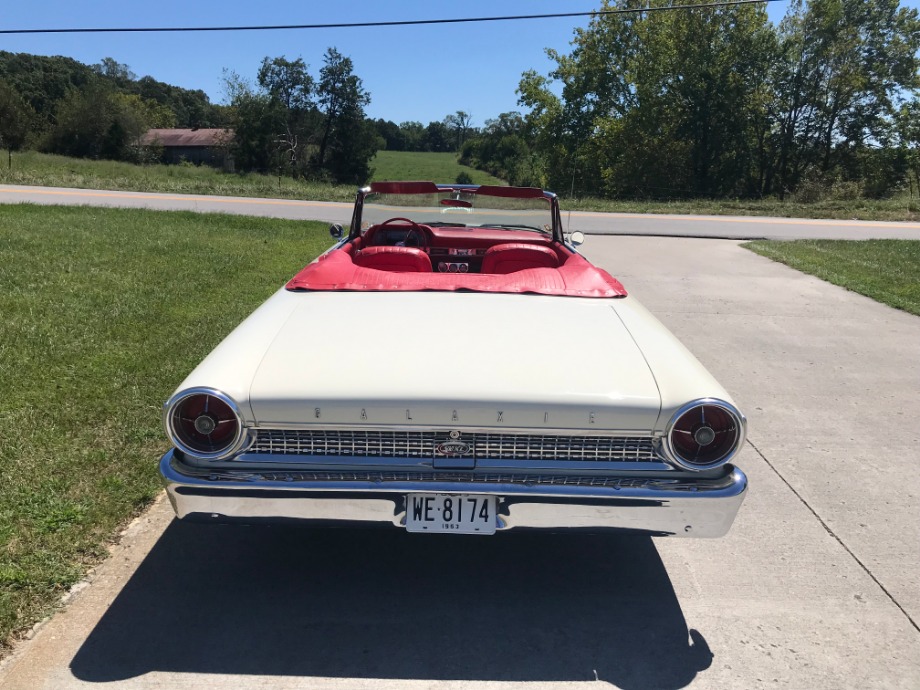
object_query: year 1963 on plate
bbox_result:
[406,493,498,534]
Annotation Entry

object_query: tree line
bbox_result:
[462,0,920,201]
[3,0,919,199]
[372,111,474,154]
[0,52,225,163]
[0,48,476,185]
[228,52,478,182]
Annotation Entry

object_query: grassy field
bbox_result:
[4,150,920,221]
[0,205,330,651]
[371,150,504,185]
[0,150,500,200]
[744,240,920,316]
[0,151,357,202]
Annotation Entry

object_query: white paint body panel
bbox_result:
[610,297,737,427]
[175,289,733,433]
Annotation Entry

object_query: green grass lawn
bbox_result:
[744,240,920,316]
[0,205,330,651]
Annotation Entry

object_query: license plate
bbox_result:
[405,494,497,535]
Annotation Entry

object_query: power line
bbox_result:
[0,1,781,35]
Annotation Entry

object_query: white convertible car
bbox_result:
[160,182,747,537]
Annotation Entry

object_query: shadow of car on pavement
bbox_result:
[71,521,712,688]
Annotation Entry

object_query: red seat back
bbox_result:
[481,243,560,274]
[353,246,432,273]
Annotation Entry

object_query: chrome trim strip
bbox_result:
[176,468,704,489]
[247,423,659,438]
[184,453,677,474]
[473,458,673,472]
[661,398,747,472]
[160,450,748,538]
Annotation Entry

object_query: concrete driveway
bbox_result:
[1,236,918,689]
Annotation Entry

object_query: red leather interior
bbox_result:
[287,247,627,298]
[353,246,432,273]
[481,243,560,274]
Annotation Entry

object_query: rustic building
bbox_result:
[141,128,234,169]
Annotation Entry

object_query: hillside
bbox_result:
[0,51,225,129]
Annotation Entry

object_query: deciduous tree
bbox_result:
[224,70,285,173]
[50,84,168,161]
[0,80,32,167]
[444,111,474,151]
[519,0,776,198]
[314,48,371,174]
[256,56,315,176]
[768,0,920,196]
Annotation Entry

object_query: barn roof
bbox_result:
[141,128,232,147]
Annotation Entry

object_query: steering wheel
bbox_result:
[375,217,430,250]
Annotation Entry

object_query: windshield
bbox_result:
[361,190,554,235]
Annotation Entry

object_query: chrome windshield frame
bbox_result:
[349,183,562,243]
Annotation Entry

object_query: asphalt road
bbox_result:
[1,235,917,689]
[3,183,920,239]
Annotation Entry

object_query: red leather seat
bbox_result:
[481,243,560,274]
[353,246,432,273]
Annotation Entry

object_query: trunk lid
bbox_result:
[249,292,661,431]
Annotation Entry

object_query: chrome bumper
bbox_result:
[160,450,748,538]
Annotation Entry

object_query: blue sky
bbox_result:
[1,1,913,126]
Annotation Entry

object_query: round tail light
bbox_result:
[165,389,246,459]
[664,399,745,470]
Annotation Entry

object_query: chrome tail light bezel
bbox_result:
[661,398,746,471]
[163,387,250,461]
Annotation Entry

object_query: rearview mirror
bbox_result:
[329,223,344,240]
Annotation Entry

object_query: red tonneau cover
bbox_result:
[285,249,627,298]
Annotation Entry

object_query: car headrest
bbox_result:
[353,246,432,273]
[481,243,560,274]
